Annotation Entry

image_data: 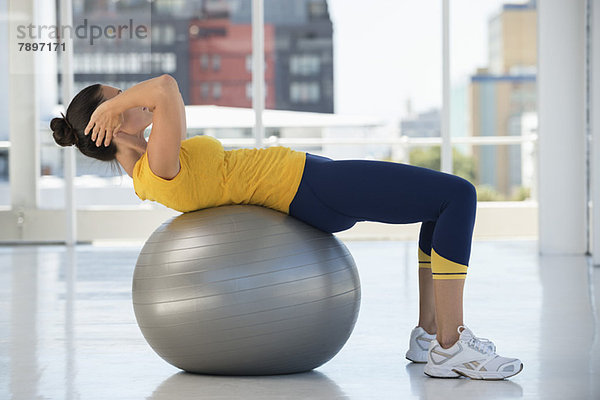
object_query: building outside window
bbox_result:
[290,54,320,75]
[246,81,252,99]
[163,25,176,45]
[246,54,252,72]
[212,82,222,99]
[162,53,177,72]
[212,54,221,71]
[201,82,210,98]
[290,81,320,103]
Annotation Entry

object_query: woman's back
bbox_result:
[133,135,306,213]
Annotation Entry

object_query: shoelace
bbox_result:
[467,337,496,354]
[458,326,496,354]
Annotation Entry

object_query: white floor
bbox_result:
[1,240,599,400]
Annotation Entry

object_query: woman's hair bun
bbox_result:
[50,113,78,147]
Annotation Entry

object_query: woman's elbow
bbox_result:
[159,74,178,91]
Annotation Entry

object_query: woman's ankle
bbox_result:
[418,323,437,335]
[437,333,459,349]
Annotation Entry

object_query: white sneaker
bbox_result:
[405,326,436,363]
[424,325,523,380]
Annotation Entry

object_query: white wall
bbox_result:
[538,0,588,255]
[0,0,8,142]
[592,0,600,265]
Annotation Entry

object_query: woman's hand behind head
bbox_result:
[84,100,124,148]
[49,83,118,163]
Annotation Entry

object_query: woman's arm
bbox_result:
[85,74,187,180]
[143,74,187,180]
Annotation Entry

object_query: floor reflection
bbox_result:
[1,241,599,400]
[405,363,523,399]
[9,249,40,400]
[150,371,346,400]
[537,253,600,400]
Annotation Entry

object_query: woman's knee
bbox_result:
[447,177,477,208]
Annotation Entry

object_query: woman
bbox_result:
[50,74,522,380]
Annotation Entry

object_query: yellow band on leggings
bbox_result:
[418,246,431,269]
[431,247,468,280]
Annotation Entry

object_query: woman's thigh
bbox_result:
[294,153,467,226]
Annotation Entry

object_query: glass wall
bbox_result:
[272,0,443,161]
[39,0,253,209]
[39,0,154,208]
[264,0,538,203]
[6,0,538,212]
[450,0,537,201]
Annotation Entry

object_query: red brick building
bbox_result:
[188,18,275,108]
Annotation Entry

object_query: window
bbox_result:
[163,25,176,45]
[75,53,84,73]
[107,54,118,73]
[0,0,541,242]
[212,82,222,99]
[212,54,221,71]
[246,81,252,99]
[129,53,142,72]
[162,53,176,72]
[290,54,320,75]
[118,53,127,73]
[451,0,537,200]
[151,53,162,71]
[201,82,210,98]
[246,54,252,72]
[151,25,161,43]
[140,52,152,72]
[290,82,320,103]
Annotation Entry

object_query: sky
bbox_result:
[326,0,522,125]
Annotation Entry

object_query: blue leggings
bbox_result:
[288,153,478,279]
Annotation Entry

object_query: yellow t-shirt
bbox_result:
[132,135,307,214]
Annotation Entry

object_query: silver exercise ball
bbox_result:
[132,205,361,375]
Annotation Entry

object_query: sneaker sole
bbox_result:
[424,371,461,379]
[405,350,428,363]
[424,363,523,380]
[423,364,461,378]
[452,363,524,381]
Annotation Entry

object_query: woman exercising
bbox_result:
[50,74,522,380]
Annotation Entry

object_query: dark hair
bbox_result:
[50,84,118,162]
